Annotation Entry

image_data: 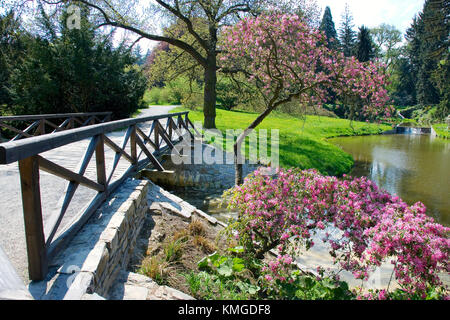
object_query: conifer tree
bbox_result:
[338,3,356,57]
[319,6,339,50]
[355,25,375,62]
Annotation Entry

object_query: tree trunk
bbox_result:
[203,52,217,129]
[234,105,277,185]
[234,142,244,185]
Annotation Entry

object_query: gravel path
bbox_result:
[0,105,178,283]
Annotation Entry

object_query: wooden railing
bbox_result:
[0,112,113,142]
[0,111,200,281]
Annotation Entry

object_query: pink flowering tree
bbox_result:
[220,14,391,184]
[334,57,394,125]
[224,168,450,299]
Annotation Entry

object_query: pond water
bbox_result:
[329,134,450,227]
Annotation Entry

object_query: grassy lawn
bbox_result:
[433,124,449,139]
[172,107,391,176]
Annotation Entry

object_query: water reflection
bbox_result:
[330,134,450,226]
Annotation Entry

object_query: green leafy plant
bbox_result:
[265,272,354,300]
[194,250,260,299]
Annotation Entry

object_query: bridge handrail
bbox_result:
[0,112,114,143]
[0,112,112,122]
[0,110,198,282]
[0,111,189,165]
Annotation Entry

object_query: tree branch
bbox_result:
[156,0,209,51]
[73,0,208,67]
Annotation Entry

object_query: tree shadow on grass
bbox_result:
[278,135,354,177]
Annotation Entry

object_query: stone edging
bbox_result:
[60,179,150,300]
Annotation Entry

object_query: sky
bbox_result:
[315,0,426,36]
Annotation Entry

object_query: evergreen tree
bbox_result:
[415,1,440,105]
[338,3,356,57]
[390,56,417,106]
[0,12,27,111]
[391,0,448,116]
[355,25,375,62]
[8,4,147,119]
[319,6,340,50]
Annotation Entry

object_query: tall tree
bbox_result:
[319,6,339,50]
[338,3,356,57]
[416,0,447,108]
[371,23,402,70]
[390,0,448,113]
[13,0,324,128]
[355,25,375,62]
[405,1,441,106]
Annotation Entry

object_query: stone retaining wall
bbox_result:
[49,179,150,300]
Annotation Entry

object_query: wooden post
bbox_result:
[168,118,173,140]
[95,134,107,188]
[18,156,48,281]
[69,118,74,130]
[154,121,160,151]
[38,119,45,136]
[130,125,137,165]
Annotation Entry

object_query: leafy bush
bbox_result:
[7,11,147,119]
[216,77,240,110]
[146,77,203,109]
[186,250,260,300]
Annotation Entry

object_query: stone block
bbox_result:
[99,228,119,252]
[194,209,218,225]
[107,212,127,231]
[64,272,95,300]
[82,242,109,275]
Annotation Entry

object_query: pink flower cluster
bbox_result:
[220,13,391,119]
[226,168,449,297]
[261,255,294,283]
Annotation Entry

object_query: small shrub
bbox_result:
[138,256,171,285]
[163,237,185,263]
[173,229,190,242]
[188,219,207,237]
[182,91,203,110]
[193,235,216,253]
[146,87,162,105]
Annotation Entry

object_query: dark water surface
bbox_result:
[329,134,450,226]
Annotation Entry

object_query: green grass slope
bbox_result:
[172,107,391,176]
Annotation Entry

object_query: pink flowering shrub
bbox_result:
[224,168,450,299]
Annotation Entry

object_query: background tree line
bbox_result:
[2,0,448,125]
[317,1,449,121]
[0,3,148,120]
[144,0,448,122]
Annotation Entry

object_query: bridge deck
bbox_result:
[0,106,177,282]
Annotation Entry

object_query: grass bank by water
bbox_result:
[432,124,449,139]
[172,107,391,176]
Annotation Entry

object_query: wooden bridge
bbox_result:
[0,111,200,284]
